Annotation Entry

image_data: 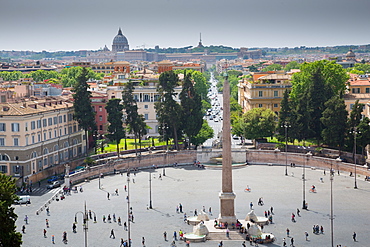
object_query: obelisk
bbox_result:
[218,72,236,224]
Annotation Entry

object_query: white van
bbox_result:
[15,195,31,204]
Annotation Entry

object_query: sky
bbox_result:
[1,0,370,52]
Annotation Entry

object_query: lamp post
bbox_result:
[149,171,152,209]
[74,202,97,247]
[281,122,290,176]
[353,127,358,189]
[302,152,312,209]
[127,171,131,247]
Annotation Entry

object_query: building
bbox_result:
[106,73,182,137]
[0,97,85,180]
[344,74,370,117]
[91,92,109,135]
[238,71,292,115]
[112,28,129,52]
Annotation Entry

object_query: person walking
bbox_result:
[173,230,177,241]
[51,235,55,244]
[286,228,290,237]
[296,208,300,217]
[124,221,127,230]
[226,228,230,238]
[62,231,67,243]
[110,229,115,239]
[43,229,47,238]
[290,237,294,246]
[72,223,77,233]
[45,219,49,228]
[179,203,183,213]
[120,238,124,247]
[242,241,246,247]
[250,202,253,210]
[270,206,274,214]
[209,207,212,216]
[305,231,309,241]
[142,236,145,246]
[24,215,28,224]
[22,225,26,234]
[107,192,110,200]
[46,207,50,216]
[163,231,167,241]
[282,238,286,246]
[218,241,223,246]
[353,232,357,241]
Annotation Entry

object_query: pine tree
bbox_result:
[105,98,125,157]
[72,67,96,154]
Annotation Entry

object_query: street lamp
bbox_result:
[302,151,312,209]
[352,127,358,189]
[149,172,153,209]
[74,202,97,247]
[281,122,291,176]
[127,171,131,247]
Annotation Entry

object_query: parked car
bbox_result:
[15,195,31,204]
[47,176,58,183]
[47,181,61,189]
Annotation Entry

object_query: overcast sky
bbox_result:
[1,0,369,51]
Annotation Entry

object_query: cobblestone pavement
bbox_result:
[15,164,370,247]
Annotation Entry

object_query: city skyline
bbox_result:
[1,0,370,52]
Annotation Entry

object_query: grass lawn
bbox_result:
[96,138,168,154]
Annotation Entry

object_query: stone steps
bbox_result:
[207,231,246,241]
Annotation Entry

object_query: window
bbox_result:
[49,131,52,139]
[274,103,278,108]
[0,165,7,173]
[273,91,278,97]
[99,125,103,130]
[144,94,150,102]
[13,138,19,146]
[350,104,354,110]
[11,123,20,132]
[99,106,102,112]
[0,123,5,131]
[43,119,47,127]
[63,115,67,123]
[352,88,360,93]
[44,132,46,140]
[0,138,5,146]
[144,105,148,109]
[54,130,57,137]
[32,135,35,144]
[25,122,28,131]
[37,120,41,128]
[31,121,35,130]
[53,117,58,125]
[0,154,9,161]
[258,104,263,108]
[99,115,103,121]
[38,134,41,142]
[59,116,63,124]
[144,114,149,120]
[26,136,29,145]
[68,114,73,121]
[73,125,76,133]
[48,118,52,126]
[366,88,370,93]
[258,91,263,97]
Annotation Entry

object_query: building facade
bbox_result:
[0,97,85,179]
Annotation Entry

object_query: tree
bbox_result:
[60,67,103,87]
[261,64,283,72]
[0,174,22,247]
[180,72,203,148]
[239,108,276,140]
[290,60,348,100]
[72,67,97,154]
[105,98,125,157]
[284,61,301,72]
[346,100,365,152]
[192,120,214,149]
[121,81,140,152]
[321,96,348,149]
[155,71,183,150]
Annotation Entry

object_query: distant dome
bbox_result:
[346,49,355,60]
[112,28,129,52]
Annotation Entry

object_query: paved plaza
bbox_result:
[15,164,370,246]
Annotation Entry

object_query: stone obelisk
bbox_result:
[218,72,236,224]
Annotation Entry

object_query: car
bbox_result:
[15,195,31,204]
[210,116,214,120]
[47,181,61,189]
[214,118,219,122]
[47,176,58,183]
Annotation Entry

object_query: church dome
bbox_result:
[346,49,355,59]
[112,28,129,52]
